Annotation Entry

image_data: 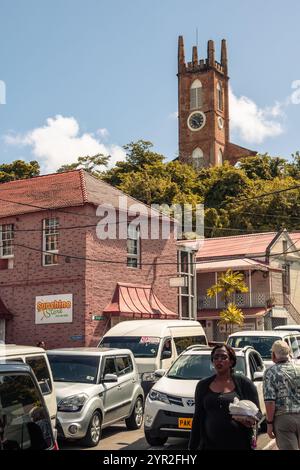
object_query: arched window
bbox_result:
[190,80,202,110]
[217,149,223,166]
[192,148,204,169]
[217,81,223,111]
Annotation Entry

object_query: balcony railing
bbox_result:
[197,292,284,310]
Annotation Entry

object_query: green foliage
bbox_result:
[56,154,109,177]
[219,303,245,334]
[207,269,248,306]
[0,160,40,183]
[238,154,287,180]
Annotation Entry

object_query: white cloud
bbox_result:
[229,88,284,144]
[97,128,110,139]
[290,80,300,105]
[4,115,126,173]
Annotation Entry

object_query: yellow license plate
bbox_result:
[178,417,193,429]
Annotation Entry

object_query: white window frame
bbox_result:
[127,224,140,268]
[190,80,202,110]
[0,224,14,258]
[178,249,196,320]
[42,218,59,266]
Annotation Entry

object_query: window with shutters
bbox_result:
[190,80,202,110]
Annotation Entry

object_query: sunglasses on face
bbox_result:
[212,354,229,361]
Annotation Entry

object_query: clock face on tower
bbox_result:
[187,111,206,131]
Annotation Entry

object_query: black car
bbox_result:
[0,362,58,450]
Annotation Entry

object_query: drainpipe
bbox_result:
[249,269,252,307]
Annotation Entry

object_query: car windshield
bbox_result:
[99,336,161,358]
[47,355,99,384]
[167,354,246,380]
[228,336,282,359]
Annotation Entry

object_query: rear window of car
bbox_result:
[48,354,99,384]
[228,336,282,359]
[173,336,207,355]
[0,372,54,450]
[25,356,53,393]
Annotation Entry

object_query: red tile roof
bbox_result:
[0,170,86,218]
[0,169,156,218]
[194,232,278,260]
[103,282,177,317]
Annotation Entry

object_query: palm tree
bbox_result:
[207,269,248,335]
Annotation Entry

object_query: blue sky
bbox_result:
[0,0,300,172]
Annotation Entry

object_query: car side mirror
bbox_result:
[154,369,166,378]
[103,373,118,383]
[161,350,172,360]
[253,371,264,381]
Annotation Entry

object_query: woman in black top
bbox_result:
[188,344,260,450]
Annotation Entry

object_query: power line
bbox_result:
[12,240,300,268]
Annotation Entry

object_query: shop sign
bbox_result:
[35,294,73,324]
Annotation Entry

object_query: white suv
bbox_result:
[144,345,265,446]
[47,348,144,447]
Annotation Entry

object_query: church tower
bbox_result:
[177,36,256,168]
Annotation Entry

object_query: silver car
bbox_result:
[47,348,144,447]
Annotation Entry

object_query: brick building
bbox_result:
[0,170,179,348]
[177,36,256,168]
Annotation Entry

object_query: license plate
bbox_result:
[178,417,193,429]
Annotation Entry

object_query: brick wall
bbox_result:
[0,204,179,348]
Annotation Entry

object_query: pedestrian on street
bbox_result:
[263,340,300,450]
[188,343,260,450]
[36,341,46,349]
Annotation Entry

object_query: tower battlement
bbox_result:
[178,36,228,76]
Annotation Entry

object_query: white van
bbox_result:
[0,344,57,432]
[98,320,207,393]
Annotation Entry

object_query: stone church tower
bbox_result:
[177,36,256,168]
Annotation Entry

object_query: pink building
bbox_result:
[0,170,178,348]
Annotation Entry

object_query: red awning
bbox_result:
[197,308,266,321]
[103,283,177,318]
[0,297,13,319]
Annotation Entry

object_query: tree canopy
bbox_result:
[0,160,40,183]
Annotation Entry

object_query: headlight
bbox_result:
[58,393,88,412]
[148,389,170,404]
[142,372,156,382]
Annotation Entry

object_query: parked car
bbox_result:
[0,344,57,432]
[0,362,58,450]
[99,320,207,394]
[144,345,265,446]
[274,324,300,333]
[227,330,300,367]
[47,348,144,447]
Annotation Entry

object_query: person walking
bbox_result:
[263,340,300,450]
[188,343,260,450]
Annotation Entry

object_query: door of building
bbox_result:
[0,319,5,342]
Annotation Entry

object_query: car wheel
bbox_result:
[82,411,102,447]
[125,396,144,430]
[144,430,168,447]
